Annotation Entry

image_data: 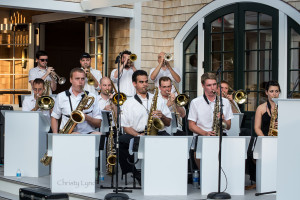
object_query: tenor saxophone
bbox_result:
[211,92,227,136]
[268,105,278,136]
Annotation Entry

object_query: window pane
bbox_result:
[211,53,221,71]
[0,75,13,89]
[211,34,222,52]
[0,45,14,59]
[291,28,300,48]
[14,45,29,59]
[290,71,300,92]
[245,51,257,70]
[97,20,103,37]
[96,37,103,54]
[0,32,13,44]
[291,49,300,70]
[222,72,234,87]
[0,94,13,104]
[185,54,198,72]
[223,53,234,71]
[89,23,95,37]
[186,91,197,101]
[185,73,197,92]
[89,38,95,55]
[245,72,257,91]
[259,71,271,91]
[245,91,257,111]
[224,13,234,32]
[245,11,257,30]
[211,18,222,33]
[260,30,272,49]
[14,31,29,45]
[15,60,29,74]
[0,60,13,74]
[224,32,234,51]
[186,38,197,53]
[96,54,103,72]
[245,31,258,50]
[259,13,272,29]
[91,55,95,69]
[15,74,28,89]
[259,50,272,70]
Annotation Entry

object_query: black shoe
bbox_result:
[132,171,141,186]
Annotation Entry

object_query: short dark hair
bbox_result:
[36,50,48,59]
[159,76,172,86]
[122,50,132,56]
[265,80,281,92]
[80,52,91,59]
[32,78,45,86]
[70,68,85,78]
[201,72,216,85]
[132,70,148,83]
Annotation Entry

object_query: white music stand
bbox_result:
[137,136,193,195]
[165,112,177,135]
[275,99,300,200]
[253,136,277,193]
[227,113,244,136]
[49,134,100,193]
[196,136,247,195]
[3,111,50,177]
[100,110,110,133]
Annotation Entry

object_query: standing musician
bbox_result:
[149,52,181,89]
[80,52,102,95]
[110,50,136,97]
[51,68,102,134]
[119,70,172,184]
[158,76,186,136]
[28,50,57,94]
[219,80,241,113]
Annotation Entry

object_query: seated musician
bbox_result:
[22,78,52,123]
[158,76,186,136]
[219,80,241,113]
[119,70,172,184]
[51,68,102,134]
[188,72,233,169]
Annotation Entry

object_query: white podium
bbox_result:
[253,136,277,193]
[227,113,244,136]
[275,99,300,200]
[196,136,246,195]
[3,111,50,177]
[166,113,178,135]
[137,136,193,195]
[49,134,100,193]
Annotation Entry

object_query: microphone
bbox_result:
[115,52,122,64]
[216,65,222,76]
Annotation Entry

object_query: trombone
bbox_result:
[172,82,189,107]
[228,86,247,104]
[37,80,55,110]
[111,80,127,106]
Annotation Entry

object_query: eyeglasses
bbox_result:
[39,59,48,62]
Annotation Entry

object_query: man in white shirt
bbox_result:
[28,51,57,94]
[110,50,136,97]
[22,78,51,123]
[149,52,181,88]
[219,80,241,113]
[159,76,186,136]
[51,68,102,134]
[119,70,172,184]
[80,53,102,95]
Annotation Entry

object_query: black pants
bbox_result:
[119,131,170,175]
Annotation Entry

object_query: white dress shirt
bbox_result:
[84,68,102,95]
[149,67,181,88]
[51,87,102,134]
[188,95,233,134]
[110,68,136,97]
[28,66,53,94]
[22,95,51,124]
[121,93,172,133]
[97,94,116,127]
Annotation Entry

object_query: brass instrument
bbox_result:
[228,86,247,104]
[111,81,127,106]
[37,80,55,110]
[212,91,227,136]
[164,53,173,62]
[40,89,95,166]
[129,53,137,62]
[50,71,66,85]
[222,91,241,113]
[146,87,165,135]
[106,114,116,175]
[86,68,95,85]
[268,105,278,136]
[172,82,189,107]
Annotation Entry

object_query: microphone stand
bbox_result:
[104,52,130,200]
[207,65,231,199]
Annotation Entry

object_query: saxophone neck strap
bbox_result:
[134,93,149,114]
[65,90,89,112]
[267,99,272,114]
[203,93,217,105]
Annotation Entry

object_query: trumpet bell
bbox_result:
[87,78,95,85]
[175,94,189,107]
[58,77,66,85]
[37,96,55,110]
[112,93,127,106]
[130,54,137,62]
[164,53,173,61]
[233,90,247,104]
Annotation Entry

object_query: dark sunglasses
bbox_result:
[39,59,48,62]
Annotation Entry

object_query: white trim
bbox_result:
[197,18,205,96]
[174,0,300,97]
[81,0,149,11]
[32,13,83,23]
[130,2,142,69]
[0,0,134,18]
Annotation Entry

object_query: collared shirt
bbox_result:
[83,68,102,95]
[121,93,172,133]
[22,95,51,124]
[188,95,233,134]
[28,66,53,94]
[149,67,181,88]
[110,68,136,97]
[51,87,102,134]
[97,94,116,126]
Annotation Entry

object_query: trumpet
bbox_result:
[86,68,95,85]
[129,53,137,62]
[111,81,127,106]
[164,53,173,62]
[47,67,66,85]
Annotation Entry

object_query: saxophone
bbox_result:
[106,114,116,175]
[211,92,227,136]
[268,105,278,136]
[146,87,165,135]
[40,90,95,166]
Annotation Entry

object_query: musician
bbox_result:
[80,52,102,95]
[119,70,172,184]
[188,72,233,137]
[149,52,181,89]
[28,50,57,94]
[110,50,136,97]
[51,68,102,134]
[219,80,241,113]
[255,80,280,136]
[22,78,51,123]
[158,76,186,135]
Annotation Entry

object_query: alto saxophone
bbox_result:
[106,114,116,175]
[212,92,227,136]
[40,90,95,166]
[268,105,278,136]
[145,87,164,135]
